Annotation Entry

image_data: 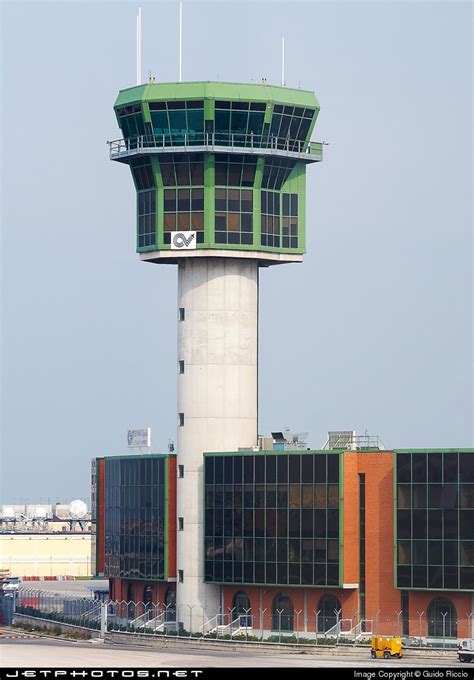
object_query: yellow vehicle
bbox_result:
[371,635,403,659]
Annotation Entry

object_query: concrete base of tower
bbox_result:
[176,257,258,632]
[176,581,221,633]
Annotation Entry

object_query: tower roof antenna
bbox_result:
[136,7,142,85]
[179,1,183,82]
[281,36,285,87]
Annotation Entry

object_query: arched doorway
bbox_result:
[272,593,294,632]
[232,591,251,627]
[317,594,342,632]
[164,587,176,622]
[427,598,457,638]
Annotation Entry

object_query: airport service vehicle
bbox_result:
[1,576,19,592]
[458,639,474,663]
[371,635,403,659]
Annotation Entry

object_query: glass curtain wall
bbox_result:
[104,457,166,580]
[214,101,266,146]
[204,452,340,587]
[159,154,205,244]
[149,101,204,145]
[215,154,256,245]
[396,451,474,590]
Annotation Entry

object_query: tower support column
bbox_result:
[176,257,258,630]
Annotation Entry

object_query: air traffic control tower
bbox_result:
[109,81,322,628]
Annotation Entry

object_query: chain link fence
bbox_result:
[15,588,101,631]
[12,590,473,648]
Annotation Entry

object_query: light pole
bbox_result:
[313,609,321,645]
[417,610,424,647]
[244,607,251,641]
[258,607,267,641]
[100,600,108,639]
[352,609,359,643]
[277,608,283,644]
[373,609,380,636]
[295,609,302,643]
[228,605,236,628]
[187,604,195,636]
[395,610,403,636]
[334,608,342,644]
[441,611,448,649]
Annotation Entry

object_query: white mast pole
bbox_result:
[136,7,142,86]
[136,14,139,85]
[179,1,183,82]
[281,36,285,87]
[139,7,142,84]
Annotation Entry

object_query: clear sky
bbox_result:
[1,0,472,504]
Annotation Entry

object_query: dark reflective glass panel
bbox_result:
[203,452,340,587]
[104,457,166,580]
[148,101,204,145]
[396,451,474,590]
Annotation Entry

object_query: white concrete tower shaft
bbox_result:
[176,257,258,630]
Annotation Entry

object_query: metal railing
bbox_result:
[216,616,244,636]
[324,618,353,640]
[200,612,225,635]
[108,132,323,161]
[322,434,385,451]
[347,619,373,641]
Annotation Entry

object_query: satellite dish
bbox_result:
[2,507,15,520]
[34,507,47,519]
[69,499,88,518]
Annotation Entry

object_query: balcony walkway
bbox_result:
[109,133,323,163]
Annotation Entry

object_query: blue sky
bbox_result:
[1,1,472,503]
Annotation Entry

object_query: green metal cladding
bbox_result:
[114,81,320,111]
[111,81,321,259]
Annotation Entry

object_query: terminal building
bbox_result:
[93,79,474,639]
[93,439,474,638]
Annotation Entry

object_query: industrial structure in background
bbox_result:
[91,77,473,640]
[0,501,92,578]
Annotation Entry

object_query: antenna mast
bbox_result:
[136,7,142,85]
[179,1,183,82]
[281,36,285,87]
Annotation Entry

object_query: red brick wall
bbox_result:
[222,585,361,632]
[342,453,359,585]
[110,578,176,606]
[342,451,401,635]
[360,452,399,632]
[409,591,472,638]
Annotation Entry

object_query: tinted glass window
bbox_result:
[204,453,339,587]
[396,451,474,590]
[104,457,166,580]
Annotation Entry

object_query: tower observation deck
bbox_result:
[110,80,322,630]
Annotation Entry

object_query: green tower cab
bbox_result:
[110,81,322,265]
